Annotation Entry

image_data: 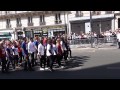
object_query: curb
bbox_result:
[71,48,117,50]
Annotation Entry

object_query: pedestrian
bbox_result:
[117,31,120,49]
[56,38,63,67]
[28,37,37,67]
[0,41,7,73]
[17,40,23,66]
[60,38,68,62]
[12,41,19,67]
[52,39,57,65]
[38,39,46,70]
[34,36,39,65]
[21,37,32,71]
[46,39,54,72]
[6,41,15,72]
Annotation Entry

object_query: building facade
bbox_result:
[0,11,69,40]
[0,11,120,40]
[68,11,120,35]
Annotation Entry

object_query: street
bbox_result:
[0,48,120,79]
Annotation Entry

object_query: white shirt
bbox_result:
[52,44,57,55]
[12,46,18,55]
[38,43,45,56]
[28,41,36,53]
[46,44,52,56]
[117,33,120,42]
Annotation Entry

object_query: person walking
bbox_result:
[21,37,32,71]
[28,38,37,67]
[0,41,7,73]
[117,31,120,49]
[38,40,46,70]
[56,38,63,68]
[46,39,54,72]
[12,41,19,68]
[34,36,39,65]
[6,41,15,72]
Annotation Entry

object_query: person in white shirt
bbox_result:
[38,40,45,70]
[117,31,120,49]
[28,38,37,67]
[46,39,54,72]
[52,40,57,65]
[12,41,19,67]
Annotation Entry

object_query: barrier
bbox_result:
[69,36,118,48]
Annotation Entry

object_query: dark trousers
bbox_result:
[1,57,7,72]
[57,55,62,66]
[6,56,15,70]
[29,52,35,67]
[24,55,32,70]
[52,55,57,63]
[40,55,46,68]
[118,42,120,48]
[68,48,72,57]
[47,56,53,69]
[63,50,68,61]
[13,55,18,66]
[19,52,23,63]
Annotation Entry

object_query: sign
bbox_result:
[42,28,48,37]
[85,22,91,33]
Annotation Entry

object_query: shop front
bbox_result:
[0,29,15,40]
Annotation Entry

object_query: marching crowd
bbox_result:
[0,36,72,73]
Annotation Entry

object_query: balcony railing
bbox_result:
[6,24,11,28]
[55,20,62,24]
[16,23,22,27]
[28,23,34,26]
[40,22,46,25]
[105,11,113,14]
[75,12,83,17]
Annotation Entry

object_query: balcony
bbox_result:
[16,23,22,27]
[28,23,34,26]
[75,12,83,17]
[55,20,62,24]
[92,11,101,15]
[40,22,46,25]
[6,24,11,28]
[105,11,113,14]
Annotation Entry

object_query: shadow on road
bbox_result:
[63,56,90,69]
[1,55,120,79]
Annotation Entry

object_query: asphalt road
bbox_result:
[1,48,120,79]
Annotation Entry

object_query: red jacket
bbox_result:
[0,48,5,58]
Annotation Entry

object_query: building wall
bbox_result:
[45,15,55,25]
[33,16,39,26]
[21,18,28,27]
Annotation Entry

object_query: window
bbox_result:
[55,13,61,24]
[40,15,45,23]
[5,11,10,15]
[28,16,32,23]
[75,11,83,17]
[105,11,113,14]
[6,19,11,28]
[16,18,21,25]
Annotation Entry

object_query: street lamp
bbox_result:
[90,11,93,48]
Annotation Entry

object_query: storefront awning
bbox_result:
[0,32,12,39]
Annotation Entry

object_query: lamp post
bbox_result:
[90,11,93,48]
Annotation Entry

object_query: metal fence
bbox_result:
[69,36,118,47]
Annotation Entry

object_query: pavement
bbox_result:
[0,48,120,79]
